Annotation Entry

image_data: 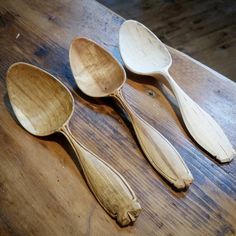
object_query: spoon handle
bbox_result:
[158,71,235,163]
[60,124,141,226]
[112,90,193,189]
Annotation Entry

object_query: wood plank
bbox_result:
[0,0,236,235]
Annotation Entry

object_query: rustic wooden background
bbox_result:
[0,0,235,235]
[97,0,236,81]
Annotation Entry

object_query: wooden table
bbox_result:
[0,0,235,235]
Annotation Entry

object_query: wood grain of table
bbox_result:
[0,0,235,235]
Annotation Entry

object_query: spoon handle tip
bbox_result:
[132,115,193,189]
[216,151,235,163]
[159,72,235,164]
[60,124,141,226]
[113,90,193,189]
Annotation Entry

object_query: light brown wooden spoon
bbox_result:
[6,62,141,226]
[119,20,236,163]
[69,37,193,189]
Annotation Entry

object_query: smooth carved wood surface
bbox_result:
[60,125,141,226]
[6,63,74,136]
[70,37,192,189]
[0,0,236,235]
[6,62,141,226]
[163,72,235,163]
[119,20,236,163]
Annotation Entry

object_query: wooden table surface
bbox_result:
[0,0,236,235]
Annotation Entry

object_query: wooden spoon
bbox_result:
[119,20,235,163]
[69,37,193,189]
[6,62,141,226]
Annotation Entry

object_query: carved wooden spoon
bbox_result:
[69,37,193,189]
[119,20,235,163]
[6,62,141,226]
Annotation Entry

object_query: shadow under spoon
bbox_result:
[119,20,236,163]
[69,37,193,189]
[6,62,141,226]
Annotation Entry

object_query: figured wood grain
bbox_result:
[0,0,236,235]
[6,62,141,226]
[119,20,236,163]
[69,37,193,189]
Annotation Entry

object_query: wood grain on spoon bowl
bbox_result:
[69,37,125,97]
[119,20,171,75]
[119,20,235,163]
[69,37,193,189]
[6,62,141,226]
[7,62,73,136]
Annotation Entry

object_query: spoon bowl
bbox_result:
[70,37,193,189]
[70,38,125,97]
[119,20,171,74]
[6,62,141,226]
[7,63,73,136]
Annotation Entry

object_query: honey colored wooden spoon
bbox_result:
[119,20,236,163]
[69,37,193,189]
[6,62,141,226]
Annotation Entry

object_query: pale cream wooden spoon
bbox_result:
[119,20,235,163]
[69,37,193,189]
[6,62,141,226]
